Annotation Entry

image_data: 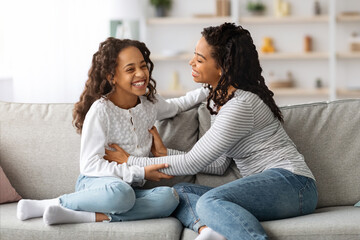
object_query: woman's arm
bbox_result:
[128,98,254,176]
[200,154,232,175]
[80,102,145,186]
[167,149,231,175]
[155,87,209,120]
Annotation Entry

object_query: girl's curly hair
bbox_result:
[202,23,283,122]
[73,37,157,134]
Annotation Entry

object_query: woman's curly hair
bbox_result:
[73,37,157,134]
[202,23,283,122]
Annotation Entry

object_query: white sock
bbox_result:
[195,227,227,240]
[17,198,59,220]
[43,205,96,225]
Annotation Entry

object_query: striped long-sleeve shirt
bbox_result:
[128,89,315,180]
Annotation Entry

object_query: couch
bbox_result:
[1,99,360,240]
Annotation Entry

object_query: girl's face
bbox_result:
[189,37,221,88]
[112,46,149,99]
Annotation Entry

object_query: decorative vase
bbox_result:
[155,6,167,17]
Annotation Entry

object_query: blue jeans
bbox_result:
[173,168,318,240]
[59,175,179,222]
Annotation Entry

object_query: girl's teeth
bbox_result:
[133,81,145,86]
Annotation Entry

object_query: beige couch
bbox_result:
[1,99,360,240]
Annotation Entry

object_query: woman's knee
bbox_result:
[196,190,221,217]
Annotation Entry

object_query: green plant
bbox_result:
[247,1,266,12]
[150,0,172,8]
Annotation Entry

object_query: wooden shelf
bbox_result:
[147,15,328,25]
[147,16,231,25]
[151,53,192,61]
[337,14,360,22]
[158,88,360,99]
[239,15,328,24]
[271,88,329,97]
[337,88,360,97]
[152,52,329,61]
[259,52,328,60]
[158,90,188,98]
[337,52,360,59]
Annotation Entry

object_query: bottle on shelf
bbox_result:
[314,0,321,16]
[304,35,312,52]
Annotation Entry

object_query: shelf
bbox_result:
[147,15,329,25]
[147,16,231,25]
[158,88,360,99]
[337,52,360,59]
[158,90,188,98]
[271,88,329,97]
[337,88,360,97]
[239,15,328,24]
[152,52,329,61]
[151,53,192,61]
[259,52,328,60]
[337,14,360,22]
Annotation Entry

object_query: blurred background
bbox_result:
[0,0,359,106]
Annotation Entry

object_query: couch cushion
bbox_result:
[180,207,360,240]
[0,102,80,199]
[281,99,360,208]
[261,206,360,240]
[0,203,183,240]
[142,107,199,189]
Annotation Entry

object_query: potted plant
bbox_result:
[150,0,172,17]
[247,1,266,16]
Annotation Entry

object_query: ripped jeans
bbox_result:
[173,168,318,240]
[59,175,179,222]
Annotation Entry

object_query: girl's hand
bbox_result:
[144,163,174,181]
[104,144,129,164]
[149,126,167,157]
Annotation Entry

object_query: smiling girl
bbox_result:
[16,37,219,225]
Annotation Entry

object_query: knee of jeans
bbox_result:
[157,187,179,212]
[196,192,216,218]
[106,182,136,213]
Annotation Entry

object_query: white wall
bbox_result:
[1,0,359,103]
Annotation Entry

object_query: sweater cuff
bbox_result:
[139,166,145,180]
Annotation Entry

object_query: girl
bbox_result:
[105,23,318,240]
[16,37,229,225]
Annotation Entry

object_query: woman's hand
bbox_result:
[149,126,167,157]
[144,163,173,181]
[104,144,129,164]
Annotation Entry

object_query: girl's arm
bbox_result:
[80,102,145,186]
[128,98,254,176]
[155,87,209,120]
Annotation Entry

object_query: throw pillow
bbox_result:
[355,201,360,207]
[0,166,22,204]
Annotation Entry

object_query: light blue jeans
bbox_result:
[173,168,318,240]
[59,175,179,222]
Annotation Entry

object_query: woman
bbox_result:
[105,23,318,240]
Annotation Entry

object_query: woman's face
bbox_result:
[189,37,221,88]
[113,46,149,99]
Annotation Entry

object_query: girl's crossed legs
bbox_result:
[18,175,179,224]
